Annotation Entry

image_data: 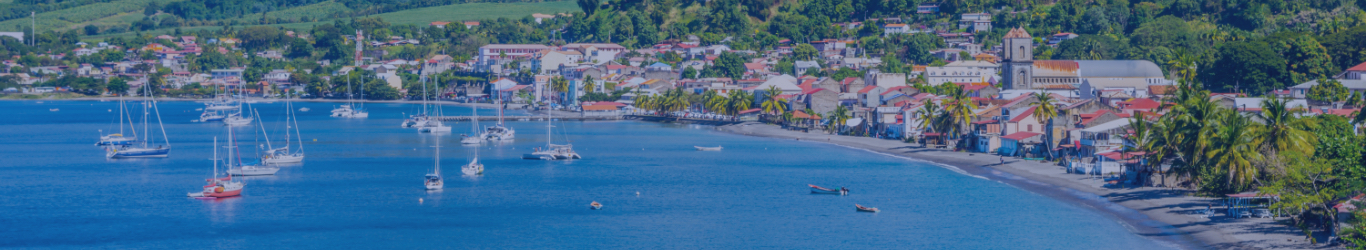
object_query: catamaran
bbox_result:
[225,114,279,176]
[97,96,137,146]
[262,96,305,164]
[106,82,171,158]
[425,139,444,190]
[188,137,244,199]
[481,90,514,141]
[522,109,580,160]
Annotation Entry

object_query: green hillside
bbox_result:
[10,0,573,40]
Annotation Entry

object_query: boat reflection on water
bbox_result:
[199,195,243,224]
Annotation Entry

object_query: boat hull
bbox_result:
[96,138,136,146]
[419,126,451,133]
[227,166,279,176]
[108,147,171,158]
[263,154,304,164]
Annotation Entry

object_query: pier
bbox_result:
[431,115,623,121]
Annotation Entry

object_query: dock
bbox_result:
[431,115,622,121]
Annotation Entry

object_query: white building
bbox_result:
[924,60,1000,85]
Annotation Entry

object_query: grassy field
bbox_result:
[370,1,577,25]
[76,0,575,41]
[0,0,165,32]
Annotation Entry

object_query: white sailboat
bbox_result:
[417,75,451,133]
[462,141,484,175]
[263,95,305,164]
[522,110,580,160]
[425,139,444,190]
[106,82,171,158]
[403,74,433,128]
[460,105,483,144]
[227,111,279,176]
[333,74,369,118]
[482,89,514,141]
[222,85,254,126]
[97,96,137,146]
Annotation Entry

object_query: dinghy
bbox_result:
[855,204,879,213]
[694,146,723,151]
[590,201,603,210]
[809,184,844,195]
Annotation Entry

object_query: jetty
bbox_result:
[431,115,622,121]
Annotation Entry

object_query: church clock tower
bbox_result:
[1001,27,1034,89]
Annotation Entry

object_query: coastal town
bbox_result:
[5,0,1366,248]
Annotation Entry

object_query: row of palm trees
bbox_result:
[1124,79,1318,192]
[634,88,754,121]
[910,83,981,148]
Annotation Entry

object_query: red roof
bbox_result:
[744,63,765,71]
[1001,132,1040,140]
[588,101,627,106]
[881,86,911,95]
[1348,62,1366,72]
[1009,107,1038,123]
[857,85,880,94]
[802,88,830,95]
[500,85,529,92]
[582,105,619,111]
[738,108,762,114]
[1118,98,1160,110]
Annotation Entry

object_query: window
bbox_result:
[1027,124,1033,131]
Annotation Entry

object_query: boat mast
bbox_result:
[257,109,271,151]
[151,89,169,148]
[293,101,304,154]
[142,82,150,148]
[213,137,218,179]
[434,137,441,175]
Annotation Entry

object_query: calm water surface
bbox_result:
[0,100,1170,249]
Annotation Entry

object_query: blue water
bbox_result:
[1,100,1170,249]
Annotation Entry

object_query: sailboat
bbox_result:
[462,135,483,175]
[417,75,451,133]
[222,85,253,126]
[226,112,279,176]
[522,109,580,160]
[425,139,444,190]
[460,105,483,144]
[97,96,137,146]
[481,88,514,141]
[263,95,305,164]
[333,74,369,118]
[402,74,433,128]
[106,81,171,158]
[189,137,244,198]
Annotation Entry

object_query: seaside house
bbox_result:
[998,131,1042,157]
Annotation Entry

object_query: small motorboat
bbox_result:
[855,204,879,213]
[298,107,310,112]
[49,108,59,112]
[694,146,723,151]
[590,201,603,210]
[809,184,847,195]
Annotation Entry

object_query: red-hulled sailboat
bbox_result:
[189,137,244,199]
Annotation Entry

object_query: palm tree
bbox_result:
[828,105,851,134]
[761,87,787,122]
[1127,113,1154,185]
[706,94,729,118]
[1207,110,1263,188]
[943,88,978,148]
[727,91,752,121]
[1031,92,1059,159]
[550,76,569,104]
[914,99,942,144]
[635,94,653,114]
[1254,98,1318,156]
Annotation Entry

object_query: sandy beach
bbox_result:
[717,122,1338,250]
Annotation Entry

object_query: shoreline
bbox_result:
[715,122,1334,250]
[6,97,526,109]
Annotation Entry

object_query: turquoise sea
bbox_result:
[0,100,1172,249]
